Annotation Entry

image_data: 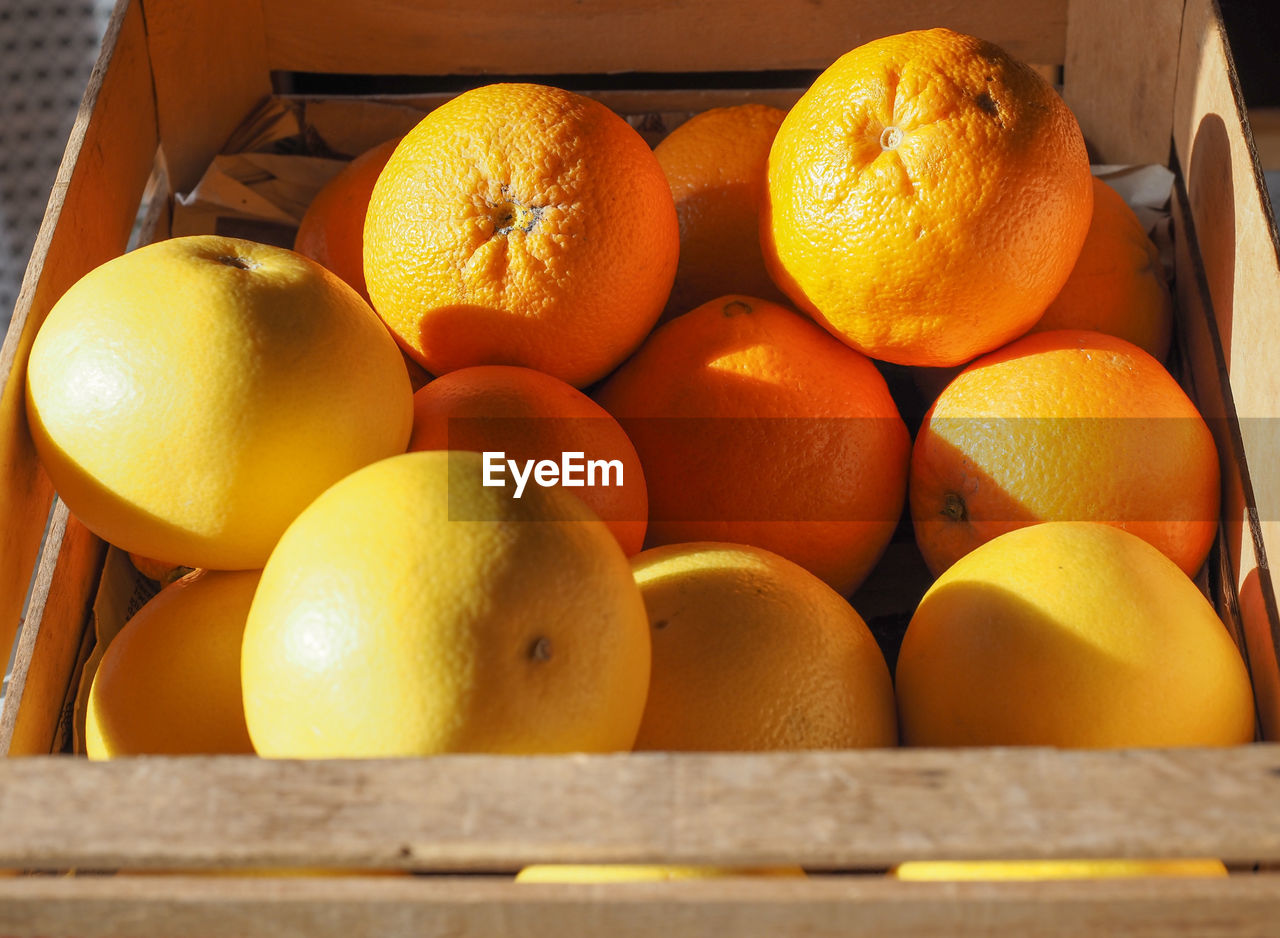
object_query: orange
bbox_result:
[364,83,679,387]
[25,235,413,570]
[596,295,910,595]
[895,522,1255,747]
[910,330,1219,578]
[631,542,897,751]
[654,104,788,319]
[1028,175,1174,361]
[761,28,1092,366]
[241,451,651,757]
[408,365,647,555]
[86,569,258,758]
[293,137,398,302]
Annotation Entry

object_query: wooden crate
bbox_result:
[3,0,1280,933]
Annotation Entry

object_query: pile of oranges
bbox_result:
[24,28,1255,768]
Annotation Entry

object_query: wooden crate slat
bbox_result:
[0,0,157,723]
[1,873,1277,938]
[1062,0,1184,164]
[259,0,1068,77]
[1,748,1279,871]
[0,502,106,756]
[139,0,273,191]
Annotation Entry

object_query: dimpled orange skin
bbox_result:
[654,104,788,320]
[408,365,648,556]
[761,28,1093,366]
[596,295,911,596]
[910,330,1220,578]
[364,83,680,388]
[1028,176,1174,361]
[294,138,399,302]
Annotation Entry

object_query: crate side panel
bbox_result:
[1,750,1279,871]
[0,503,106,756]
[0,0,157,713]
[1062,0,1183,164]
[1173,0,1280,737]
[260,0,1068,76]
[1173,185,1278,738]
[140,0,273,192]
[1,875,1278,938]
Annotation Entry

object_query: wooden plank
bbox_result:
[0,0,157,725]
[0,873,1276,938]
[1172,184,1280,739]
[1172,0,1280,739]
[0,503,106,756]
[1062,0,1184,163]
[2,749,1280,871]
[260,0,1068,76]
[140,0,273,192]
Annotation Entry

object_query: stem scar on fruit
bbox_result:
[941,491,968,522]
[216,255,255,270]
[528,636,552,662]
[722,299,753,317]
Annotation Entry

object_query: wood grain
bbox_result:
[260,0,1068,76]
[0,873,1277,938]
[140,0,273,192]
[0,502,105,756]
[0,0,156,732]
[1172,0,1280,740]
[1,748,1279,872]
[1062,0,1184,163]
[1172,184,1280,739]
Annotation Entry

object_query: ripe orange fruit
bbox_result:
[654,104,788,318]
[364,83,679,387]
[631,542,897,751]
[596,295,910,595]
[761,28,1093,366]
[408,366,647,555]
[25,236,413,570]
[241,451,651,757]
[293,137,398,301]
[910,330,1219,578]
[86,569,259,758]
[1028,175,1174,361]
[895,522,1255,747]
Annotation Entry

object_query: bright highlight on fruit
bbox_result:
[25,235,414,570]
[892,859,1229,881]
